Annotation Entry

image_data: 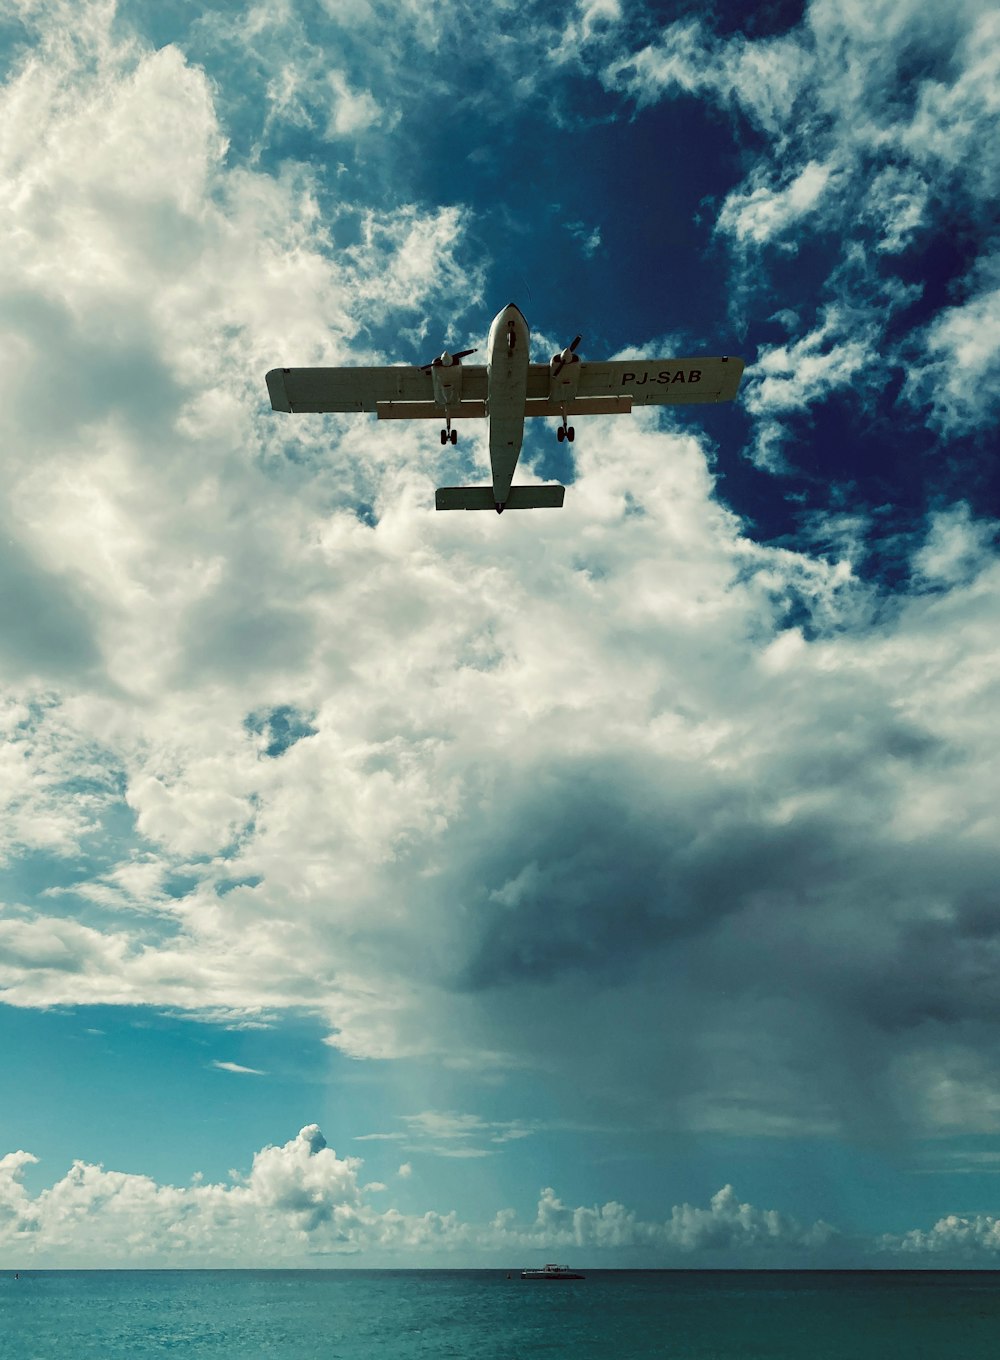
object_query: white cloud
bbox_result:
[862,166,929,254]
[598,0,1000,434]
[192,0,593,143]
[565,220,603,258]
[523,1184,836,1254]
[0,699,119,864]
[0,915,129,980]
[904,280,1000,434]
[601,19,811,131]
[716,160,835,248]
[324,70,384,139]
[212,1060,267,1075]
[550,0,623,64]
[0,1124,840,1265]
[911,503,998,587]
[882,1212,1000,1260]
[741,310,877,467]
[342,203,485,323]
[0,1126,364,1264]
[576,0,621,44]
[356,1111,536,1158]
[403,1112,489,1139]
[1,383,999,1139]
[0,1150,40,1236]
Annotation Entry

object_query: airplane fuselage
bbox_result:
[486,304,530,504]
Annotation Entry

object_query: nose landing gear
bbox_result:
[556,421,575,443]
[440,419,458,445]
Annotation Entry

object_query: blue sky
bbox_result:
[1,0,999,1266]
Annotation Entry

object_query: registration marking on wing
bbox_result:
[620,367,704,386]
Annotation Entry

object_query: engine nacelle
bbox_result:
[432,352,463,406]
[549,349,581,401]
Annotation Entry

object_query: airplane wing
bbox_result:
[577,356,743,405]
[524,357,744,407]
[267,357,741,416]
[266,366,488,413]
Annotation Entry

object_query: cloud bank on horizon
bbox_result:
[3,1122,995,1268]
[1,0,999,1262]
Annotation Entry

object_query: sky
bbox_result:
[1,0,999,1268]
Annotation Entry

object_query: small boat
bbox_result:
[520,1263,585,1281]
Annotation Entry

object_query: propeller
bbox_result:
[551,334,582,377]
[420,347,476,373]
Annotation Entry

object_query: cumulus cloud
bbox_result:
[0,1126,365,1263]
[531,1184,836,1255]
[0,1150,40,1237]
[27,1118,1000,1268]
[881,1212,1000,1262]
[0,1125,842,1265]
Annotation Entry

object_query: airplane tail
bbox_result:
[435,485,565,512]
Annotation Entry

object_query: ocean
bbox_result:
[2,1270,998,1359]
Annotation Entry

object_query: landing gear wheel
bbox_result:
[557,426,565,443]
[440,429,448,445]
[567,426,575,442]
[450,429,457,445]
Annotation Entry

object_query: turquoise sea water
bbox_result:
[2,1270,999,1359]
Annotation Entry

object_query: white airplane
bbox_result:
[266,304,744,514]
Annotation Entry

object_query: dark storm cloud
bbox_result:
[369,570,999,1141]
[455,754,849,991]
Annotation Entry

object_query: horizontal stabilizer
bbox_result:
[436,485,566,511]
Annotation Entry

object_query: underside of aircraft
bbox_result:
[266,305,744,513]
